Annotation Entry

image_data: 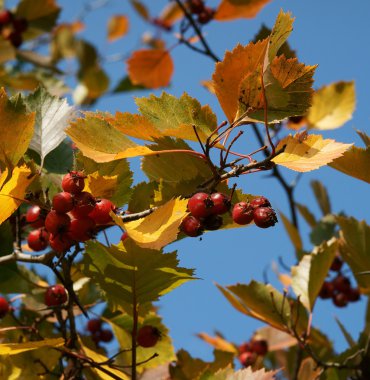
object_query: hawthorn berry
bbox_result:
[89,198,116,225]
[238,342,252,354]
[197,7,214,24]
[319,281,335,299]
[250,196,271,209]
[137,325,161,348]
[346,287,361,302]
[332,275,351,293]
[45,210,71,234]
[187,192,213,218]
[26,205,45,228]
[44,284,68,307]
[49,233,73,252]
[332,293,348,308]
[210,193,231,215]
[187,0,204,14]
[99,329,114,343]
[61,171,85,194]
[203,214,223,231]
[71,192,96,218]
[27,229,49,251]
[0,10,12,25]
[52,192,74,213]
[0,297,10,318]
[239,351,257,367]
[232,202,254,225]
[253,207,278,228]
[12,18,28,33]
[8,31,22,48]
[330,256,343,272]
[181,215,203,237]
[251,339,268,356]
[87,319,102,334]
[68,217,96,242]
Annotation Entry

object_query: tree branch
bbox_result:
[0,249,56,266]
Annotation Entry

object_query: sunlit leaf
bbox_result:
[127,49,173,89]
[291,238,337,311]
[329,146,370,184]
[227,367,279,380]
[297,358,322,380]
[0,165,35,225]
[272,134,352,172]
[107,15,129,42]
[254,326,297,351]
[197,332,237,353]
[307,81,355,130]
[215,0,272,21]
[0,338,64,355]
[0,88,35,168]
[112,197,188,250]
[158,1,183,26]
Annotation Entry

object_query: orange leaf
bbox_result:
[197,332,237,353]
[215,0,272,21]
[158,2,183,26]
[272,134,352,172]
[127,49,173,89]
[107,15,129,42]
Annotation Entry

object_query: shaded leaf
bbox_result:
[215,0,272,21]
[279,211,302,251]
[113,76,145,93]
[130,0,150,21]
[309,215,337,246]
[0,40,16,64]
[356,130,370,147]
[127,49,173,89]
[107,15,129,42]
[311,180,331,216]
[272,134,352,172]
[335,317,355,348]
[0,338,64,355]
[254,326,297,351]
[158,2,183,26]
[128,181,158,213]
[296,203,317,228]
[291,239,337,311]
[297,358,322,380]
[79,65,110,100]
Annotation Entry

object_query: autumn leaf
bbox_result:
[158,1,183,27]
[197,332,237,353]
[307,81,356,130]
[0,338,64,355]
[227,367,279,380]
[279,211,302,251]
[107,15,129,42]
[297,358,322,380]
[130,0,150,21]
[112,197,188,250]
[215,0,272,21]
[0,165,35,225]
[0,88,35,168]
[254,326,297,351]
[127,49,174,89]
[272,134,352,172]
[311,180,331,216]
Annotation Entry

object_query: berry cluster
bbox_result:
[238,339,268,368]
[26,171,116,253]
[137,325,161,348]
[87,319,114,346]
[0,9,28,48]
[186,0,215,24]
[0,297,10,318]
[181,193,277,237]
[319,256,360,308]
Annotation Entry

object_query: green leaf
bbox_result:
[309,215,337,246]
[81,240,195,313]
[311,180,331,216]
[0,338,64,355]
[113,76,146,93]
[291,239,337,311]
[334,317,355,348]
[128,181,158,212]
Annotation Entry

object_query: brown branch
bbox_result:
[0,249,56,266]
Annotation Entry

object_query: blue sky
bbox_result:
[44,0,370,361]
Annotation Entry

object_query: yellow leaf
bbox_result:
[272,134,352,172]
[107,15,129,42]
[308,81,356,130]
[279,211,302,251]
[201,80,216,95]
[0,338,64,355]
[0,88,35,167]
[127,49,174,89]
[84,171,118,199]
[215,0,272,21]
[0,165,35,225]
[112,198,188,250]
[158,2,183,26]
[197,332,237,353]
[329,146,370,184]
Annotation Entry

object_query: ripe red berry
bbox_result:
[8,31,23,48]
[68,217,95,242]
[251,339,268,356]
[332,293,348,308]
[71,192,96,218]
[330,256,343,272]
[61,171,85,194]
[238,342,252,354]
[187,0,205,14]
[44,284,68,307]
[99,329,114,343]
[253,207,278,228]
[0,297,10,318]
[346,287,361,302]
[137,325,161,348]
[203,214,223,231]
[239,351,257,367]
[319,281,335,299]
[197,7,214,24]
[232,202,254,225]
[87,319,102,334]
[181,215,203,237]
[0,10,12,25]
[49,233,73,252]
[52,192,74,213]
[12,18,28,33]
[187,192,213,218]
[45,210,71,234]
[26,205,45,228]
[332,275,351,293]
[250,196,271,209]
[210,193,231,215]
[88,199,116,225]
[27,228,49,251]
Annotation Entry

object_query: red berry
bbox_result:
[346,287,361,302]
[238,351,257,367]
[250,196,271,209]
[332,275,351,293]
[0,297,10,318]
[319,281,335,299]
[332,293,348,308]
[53,192,74,213]
[71,192,96,218]
[27,228,49,251]
[87,319,102,334]
[181,215,203,237]
[49,233,73,252]
[44,284,68,307]
[12,18,28,33]
[232,202,254,225]
[187,0,205,14]
[187,192,213,218]
[251,340,268,356]
[197,7,214,24]
[238,342,252,354]
[26,205,45,228]
[120,232,128,242]
[68,217,95,242]
[253,207,278,228]
[0,10,12,25]
[210,193,231,215]
[45,210,71,234]
[8,31,22,48]
[61,171,85,194]
[330,256,343,272]
[99,329,114,343]
[203,214,223,230]
[88,199,116,225]
[137,325,161,348]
